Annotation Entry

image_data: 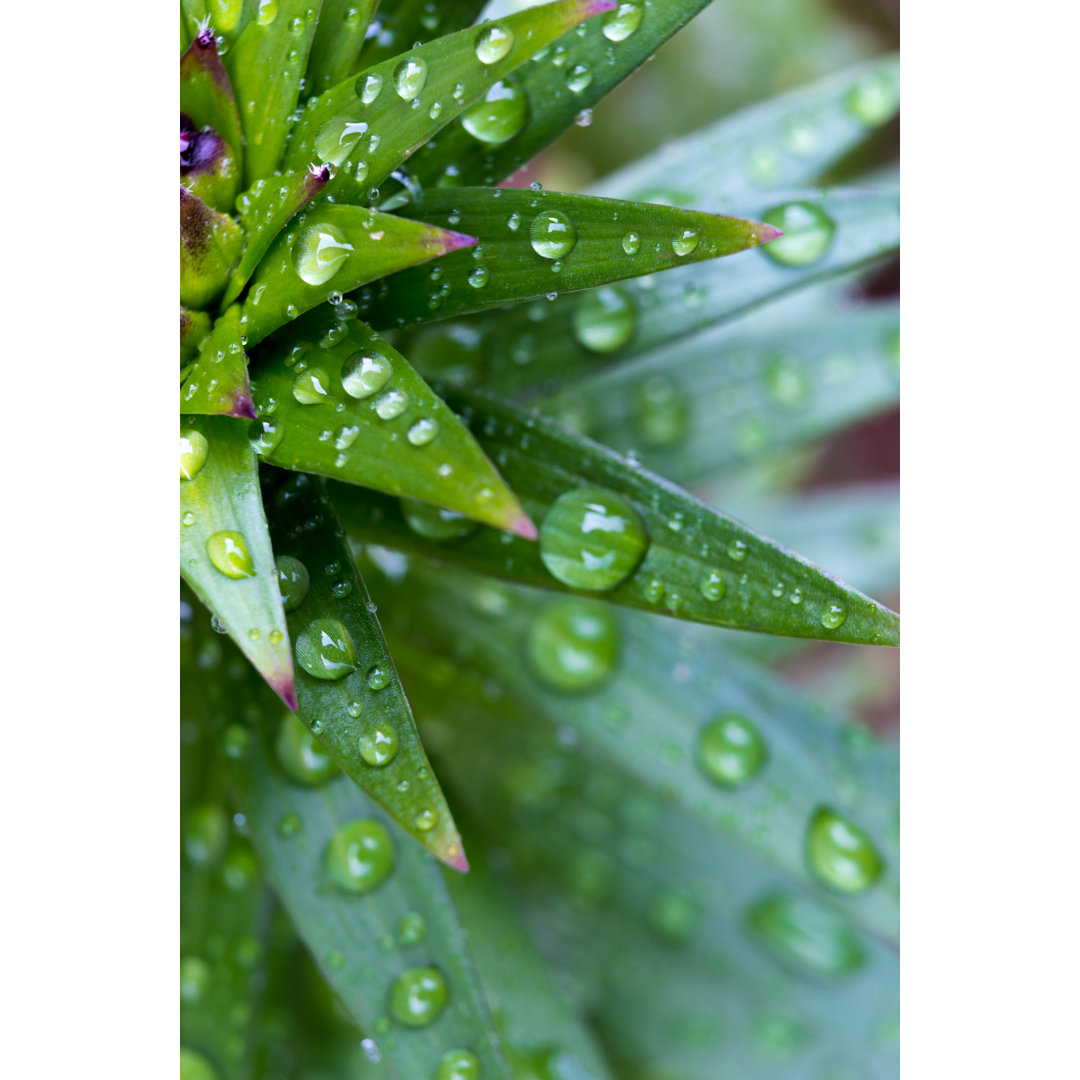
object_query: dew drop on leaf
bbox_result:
[572,285,636,353]
[389,966,448,1027]
[437,1049,480,1080]
[529,210,577,259]
[295,617,357,680]
[621,230,640,254]
[745,893,867,977]
[697,714,767,787]
[292,367,332,404]
[820,604,848,630]
[847,71,900,125]
[474,23,514,65]
[400,498,478,541]
[602,1,643,41]
[275,555,310,611]
[566,62,593,92]
[276,713,338,785]
[393,56,428,100]
[357,72,383,104]
[342,350,393,399]
[292,223,354,285]
[462,81,528,145]
[358,721,399,767]
[180,430,209,481]
[249,417,284,455]
[760,201,836,266]
[634,374,690,448]
[407,417,440,445]
[672,228,700,256]
[526,597,620,692]
[206,531,256,579]
[375,389,409,419]
[806,807,884,893]
[325,818,395,893]
[398,912,427,946]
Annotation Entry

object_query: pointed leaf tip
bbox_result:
[586,0,620,12]
[758,223,785,243]
[228,392,257,420]
[439,230,478,254]
[509,511,538,541]
[444,845,471,874]
[272,677,298,712]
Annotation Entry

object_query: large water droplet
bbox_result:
[461,81,528,145]
[342,350,393,399]
[255,0,277,25]
[393,56,428,100]
[746,893,867,977]
[400,498,478,541]
[475,23,514,64]
[602,0,643,41]
[760,201,836,266]
[527,597,620,692]
[325,818,395,893]
[276,712,338,785]
[407,417,440,445]
[314,117,369,165]
[539,487,648,590]
[292,366,332,404]
[275,555,310,611]
[359,721,399,767]
[295,617,357,680]
[437,1049,480,1080]
[530,210,577,259]
[357,72,383,103]
[572,285,636,353]
[820,604,847,630]
[388,966,448,1027]
[698,714,767,787]
[672,228,700,256]
[206,531,255,579]
[566,62,593,92]
[806,807,884,893]
[249,417,283,455]
[180,430,209,481]
[293,222,354,285]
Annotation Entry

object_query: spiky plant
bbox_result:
[180,2,899,1078]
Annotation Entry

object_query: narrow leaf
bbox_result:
[408,0,715,189]
[181,305,256,418]
[359,186,780,327]
[180,27,244,174]
[332,388,900,646]
[250,308,535,536]
[180,186,244,309]
[226,0,323,185]
[180,415,296,708]
[229,708,515,1080]
[592,54,901,206]
[240,204,475,346]
[263,468,468,868]
[222,164,333,307]
[357,1,488,69]
[281,0,617,203]
[303,0,378,99]
[181,306,212,364]
[538,295,900,483]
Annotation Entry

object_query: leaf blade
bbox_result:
[181,305,256,418]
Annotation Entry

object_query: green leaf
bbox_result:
[331,388,899,646]
[303,0,378,99]
[356,0,489,69]
[180,415,296,708]
[239,204,475,346]
[412,186,899,399]
[181,307,212,364]
[407,0,716,190]
[181,187,245,310]
[229,704,515,1079]
[371,559,900,940]
[591,54,901,206]
[226,0,323,185]
[358,186,780,327]
[180,28,244,174]
[263,468,468,867]
[221,165,333,308]
[281,0,617,203]
[181,305,256,418]
[537,295,900,483]
[250,308,535,536]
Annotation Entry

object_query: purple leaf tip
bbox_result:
[228,392,257,420]
[441,230,479,253]
[758,224,784,243]
[444,845,470,873]
[271,675,298,712]
[195,25,217,50]
[587,0,620,13]
[508,510,538,541]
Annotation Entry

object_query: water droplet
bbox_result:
[206,531,255,579]
[527,597,620,692]
[820,604,847,630]
[649,890,701,944]
[400,498,478,541]
[342,350,393,399]
[393,56,428,100]
[388,966,448,1027]
[746,893,866,977]
[292,366,332,404]
[326,818,395,893]
[275,555,310,611]
[255,0,277,24]
[621,230,640,254]
[539,487,648,590]
[398,912,427,946]
[437,1049,480,1080]
[359,721,399,767]
[806,808,884,893]
[698,714,767,787]
[764,354,811,406]
[180,430,209,480]
[276,713,338,785]
[374,389,409,419]
[467,265,489,288]
[672,228,700,256]
[566,62,593,92]
[182,511,196,527]
[315,117,369,165]
[414,809,437,831]
[847,71,899,125]
[249,417,283,455]
[761,201,836,266]
[475,23,514,64]
[180,956,211,1003]
[278,812,303,838]
[293,222,354,285]
[602,0,643,41]
[633,374,689,448]
[366,665,390,690]
[572,285,636,353]
[295,617,357,680]
[727,539,748,562]
[407,417,440,445]
[461,80,528,145]
[699,570,726,601]
[185,804,228,865]
[357,72,383,103]
[530,210,577,259]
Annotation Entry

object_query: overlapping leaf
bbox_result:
[358,185,779,327]
[181,304,255,417]
[331,388,899,645]
[303,0,378,99]
[262,468,467,867]
[250,307,534,535]
[180,416,296,708]
[357,1,489,69]
[180,27,245,167]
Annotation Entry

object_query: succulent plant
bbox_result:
[180,2,899,1078]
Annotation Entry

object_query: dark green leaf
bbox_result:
[263,469,468,867]
[181,28,245,175]
[180,416,296,708]
[181,305,256,418]
[250,308,535,536]
[281,0,617,204]
[239,204,475,346]
[357,0,488,69]
[358,185,780,327]
[408,0,716,189]
[332,388,899,646]
[303,0,378,99]
[226,1,323,185]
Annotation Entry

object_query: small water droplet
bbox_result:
[180,430,209,481]
[388,966,447,1027]
[672,228,700,256]
[602,1,643,42]
[398,912,427,947]
[248,416,283,455]
[326,818,395,892]
[278,812,303,838]
[275,556,310,611]
[527,597,620,692]
[292,366,332,404]
[746,893,867,977]
[467,265,489,288]
[206,531,255,579]
[407,417,440,445]
[293,222,354,285]
[359,721,399,767]
[255,0,278,24]
[761,201,836,266]
[572,285,636,353]
[400,498,478,541]
[295,617,357,680]
[414,809,437,832]
[698,714,767,787]
[314,117,369,165]
[820,604,847,630]
[529,209,577,259]
[276,713,338,785]
[437,1048,480,1080]
[566,62,593,92]
[393,56,428,100]
[847,70,900,125]
[342,350,393,398]
[806,807,884,893]
[621,230,640,254]
[474,23,514,64]
[699,570,726,601]
[727,539,748,562]
[375,389,409,419]
[357,72,383,103]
